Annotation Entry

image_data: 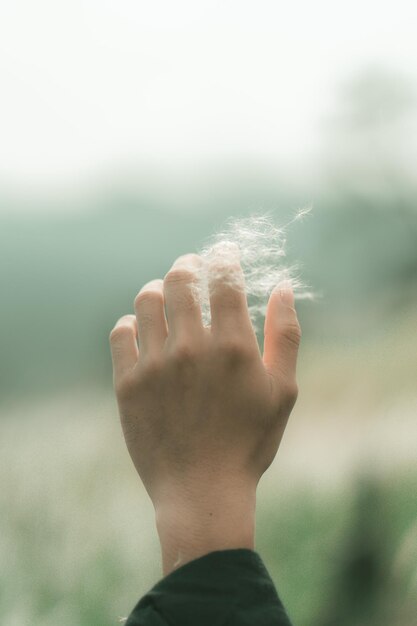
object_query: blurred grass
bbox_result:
[1,300,416,625]
[1,386,415,626]
[258,470,417,626]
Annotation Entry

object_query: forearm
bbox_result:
[154,478,257,576]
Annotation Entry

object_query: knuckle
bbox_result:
[287,380,299,402]
[141,355,163,376]
[281,379,299,408]
[134,289,163,310]
[177,289,199,311]
[164,268,195,286]
[209,280,244,304]
[282,321,302,348]
[114,373,136,398]
[171,342,197,364]
[218,337,251,363]
[109,322,129,344]
[137,311,155,332]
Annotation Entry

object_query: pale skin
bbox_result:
[109,252,301,576]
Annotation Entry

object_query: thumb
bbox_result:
[263,281,301,386]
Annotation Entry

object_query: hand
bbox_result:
[110,252,301,574]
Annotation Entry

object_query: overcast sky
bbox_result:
[0,0,416,193]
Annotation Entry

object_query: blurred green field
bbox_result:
[1,382,416,626]
[1,306,416,625]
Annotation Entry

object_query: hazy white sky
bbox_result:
[0,0,416,190]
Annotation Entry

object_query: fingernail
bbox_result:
[277,280,294,305]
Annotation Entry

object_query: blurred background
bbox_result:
[1,1,416,625]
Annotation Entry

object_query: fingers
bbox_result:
[109,314,139,380]
[163,254,205,340]
[208,243,256,342]
[263,281,301,387]
[111,248,258,376]
[134,279,168,358]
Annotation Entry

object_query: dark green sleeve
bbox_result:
[125,548,294,626]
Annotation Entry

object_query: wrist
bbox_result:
[153,476,257,576]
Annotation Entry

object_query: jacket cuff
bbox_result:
[125,548,293,626]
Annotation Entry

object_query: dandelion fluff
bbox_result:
[189,207,315,335]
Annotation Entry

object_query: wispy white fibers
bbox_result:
[192,208,315,334]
